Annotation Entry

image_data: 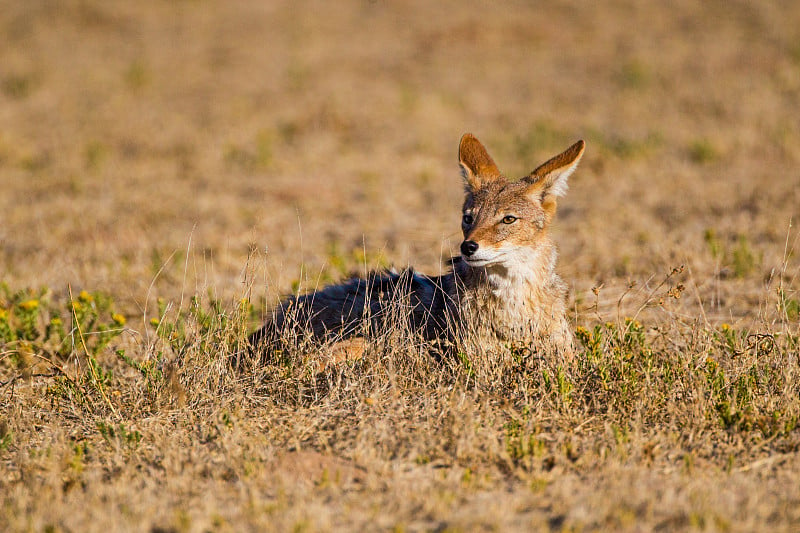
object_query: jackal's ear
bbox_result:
[525,140,585,199]
[459,133,501,191]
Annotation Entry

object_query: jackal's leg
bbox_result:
[311,337,367,372]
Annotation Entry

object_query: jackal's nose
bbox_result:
[460,240,479,257]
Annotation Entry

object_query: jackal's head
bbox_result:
[457,133,585,271]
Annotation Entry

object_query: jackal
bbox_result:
[245,133,584,367]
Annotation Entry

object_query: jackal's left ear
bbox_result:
[459,133,502,191]
[524,140,585,201]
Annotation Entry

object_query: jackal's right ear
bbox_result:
[459,133,501,191]
[523,140,585,219]
[524,140,585,199]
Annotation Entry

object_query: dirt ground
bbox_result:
[2,1,800,531]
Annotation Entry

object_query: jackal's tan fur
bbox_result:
[246,134,585,366]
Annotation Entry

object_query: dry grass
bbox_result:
[2,0,800,531]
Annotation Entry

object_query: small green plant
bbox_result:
[97,421,142,450]
[704,357,725,397]
[84,140,108,171]
[703,231,760,277]
[116,348,165,399]
[704,228,723,260]
[575,325,603,361]
[732,236,757,277]
[224,143,255,170]
[575,318,647,397]
[255,129,274,168]
[705,324,794,433]
[778,288,799,321]
[0,419,11,452]
[688,139,719,164]
[1,283,127,415]
[149,294,250,359]
[790,40,800,64]
[504,417,545,463]
[611,423,630,446]
[324,241,349,281]
[456,351,475,378]
[716,323,742,354]
[124,60,150,90]
[616,59,650,89]
[0,284,126,364]
[69,443,88,475]
[223,131,276,171]
[541,365,573,406]
[1,73,36,99]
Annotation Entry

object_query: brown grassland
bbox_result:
[2,1,800,531]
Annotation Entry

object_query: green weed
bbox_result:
[541,365,572,407]
[0,283,127,414]
[703,230,761,277]
[457,351,475,378]
[223,131,276,171]
[0,284,126,364]
[1,73,36,99]
[124,60,150,90]
[704,228,723,259]
[688,139,719,164]
[84,140,108,171]
[97,421,142,450]
[0,419,11,452]
[732,236,757,277]
[616,59,651,89]
[778,288,799,321]
[149,293,250,360]
[504,416,546,463]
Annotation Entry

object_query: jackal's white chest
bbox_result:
[454,255,572,355]
[460,285,545,342]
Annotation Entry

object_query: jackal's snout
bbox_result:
[460,240,479,257]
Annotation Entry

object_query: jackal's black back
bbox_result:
[238,268,456,369]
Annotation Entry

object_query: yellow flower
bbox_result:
[78,290,93,303]
[721,323,730,332]
[19,299,39,311]
[149,317,160,327]
[72,301,83,312]
[112,313,126,326]
[0,308,7,320]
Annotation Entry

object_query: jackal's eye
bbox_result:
[501,215,517,224]
[462,214,474,225]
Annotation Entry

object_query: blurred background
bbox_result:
[1,0,799,323]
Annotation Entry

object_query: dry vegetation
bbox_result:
[2,0,800,531]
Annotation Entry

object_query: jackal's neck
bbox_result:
[456,240,558,301]
[451,238,571,352]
